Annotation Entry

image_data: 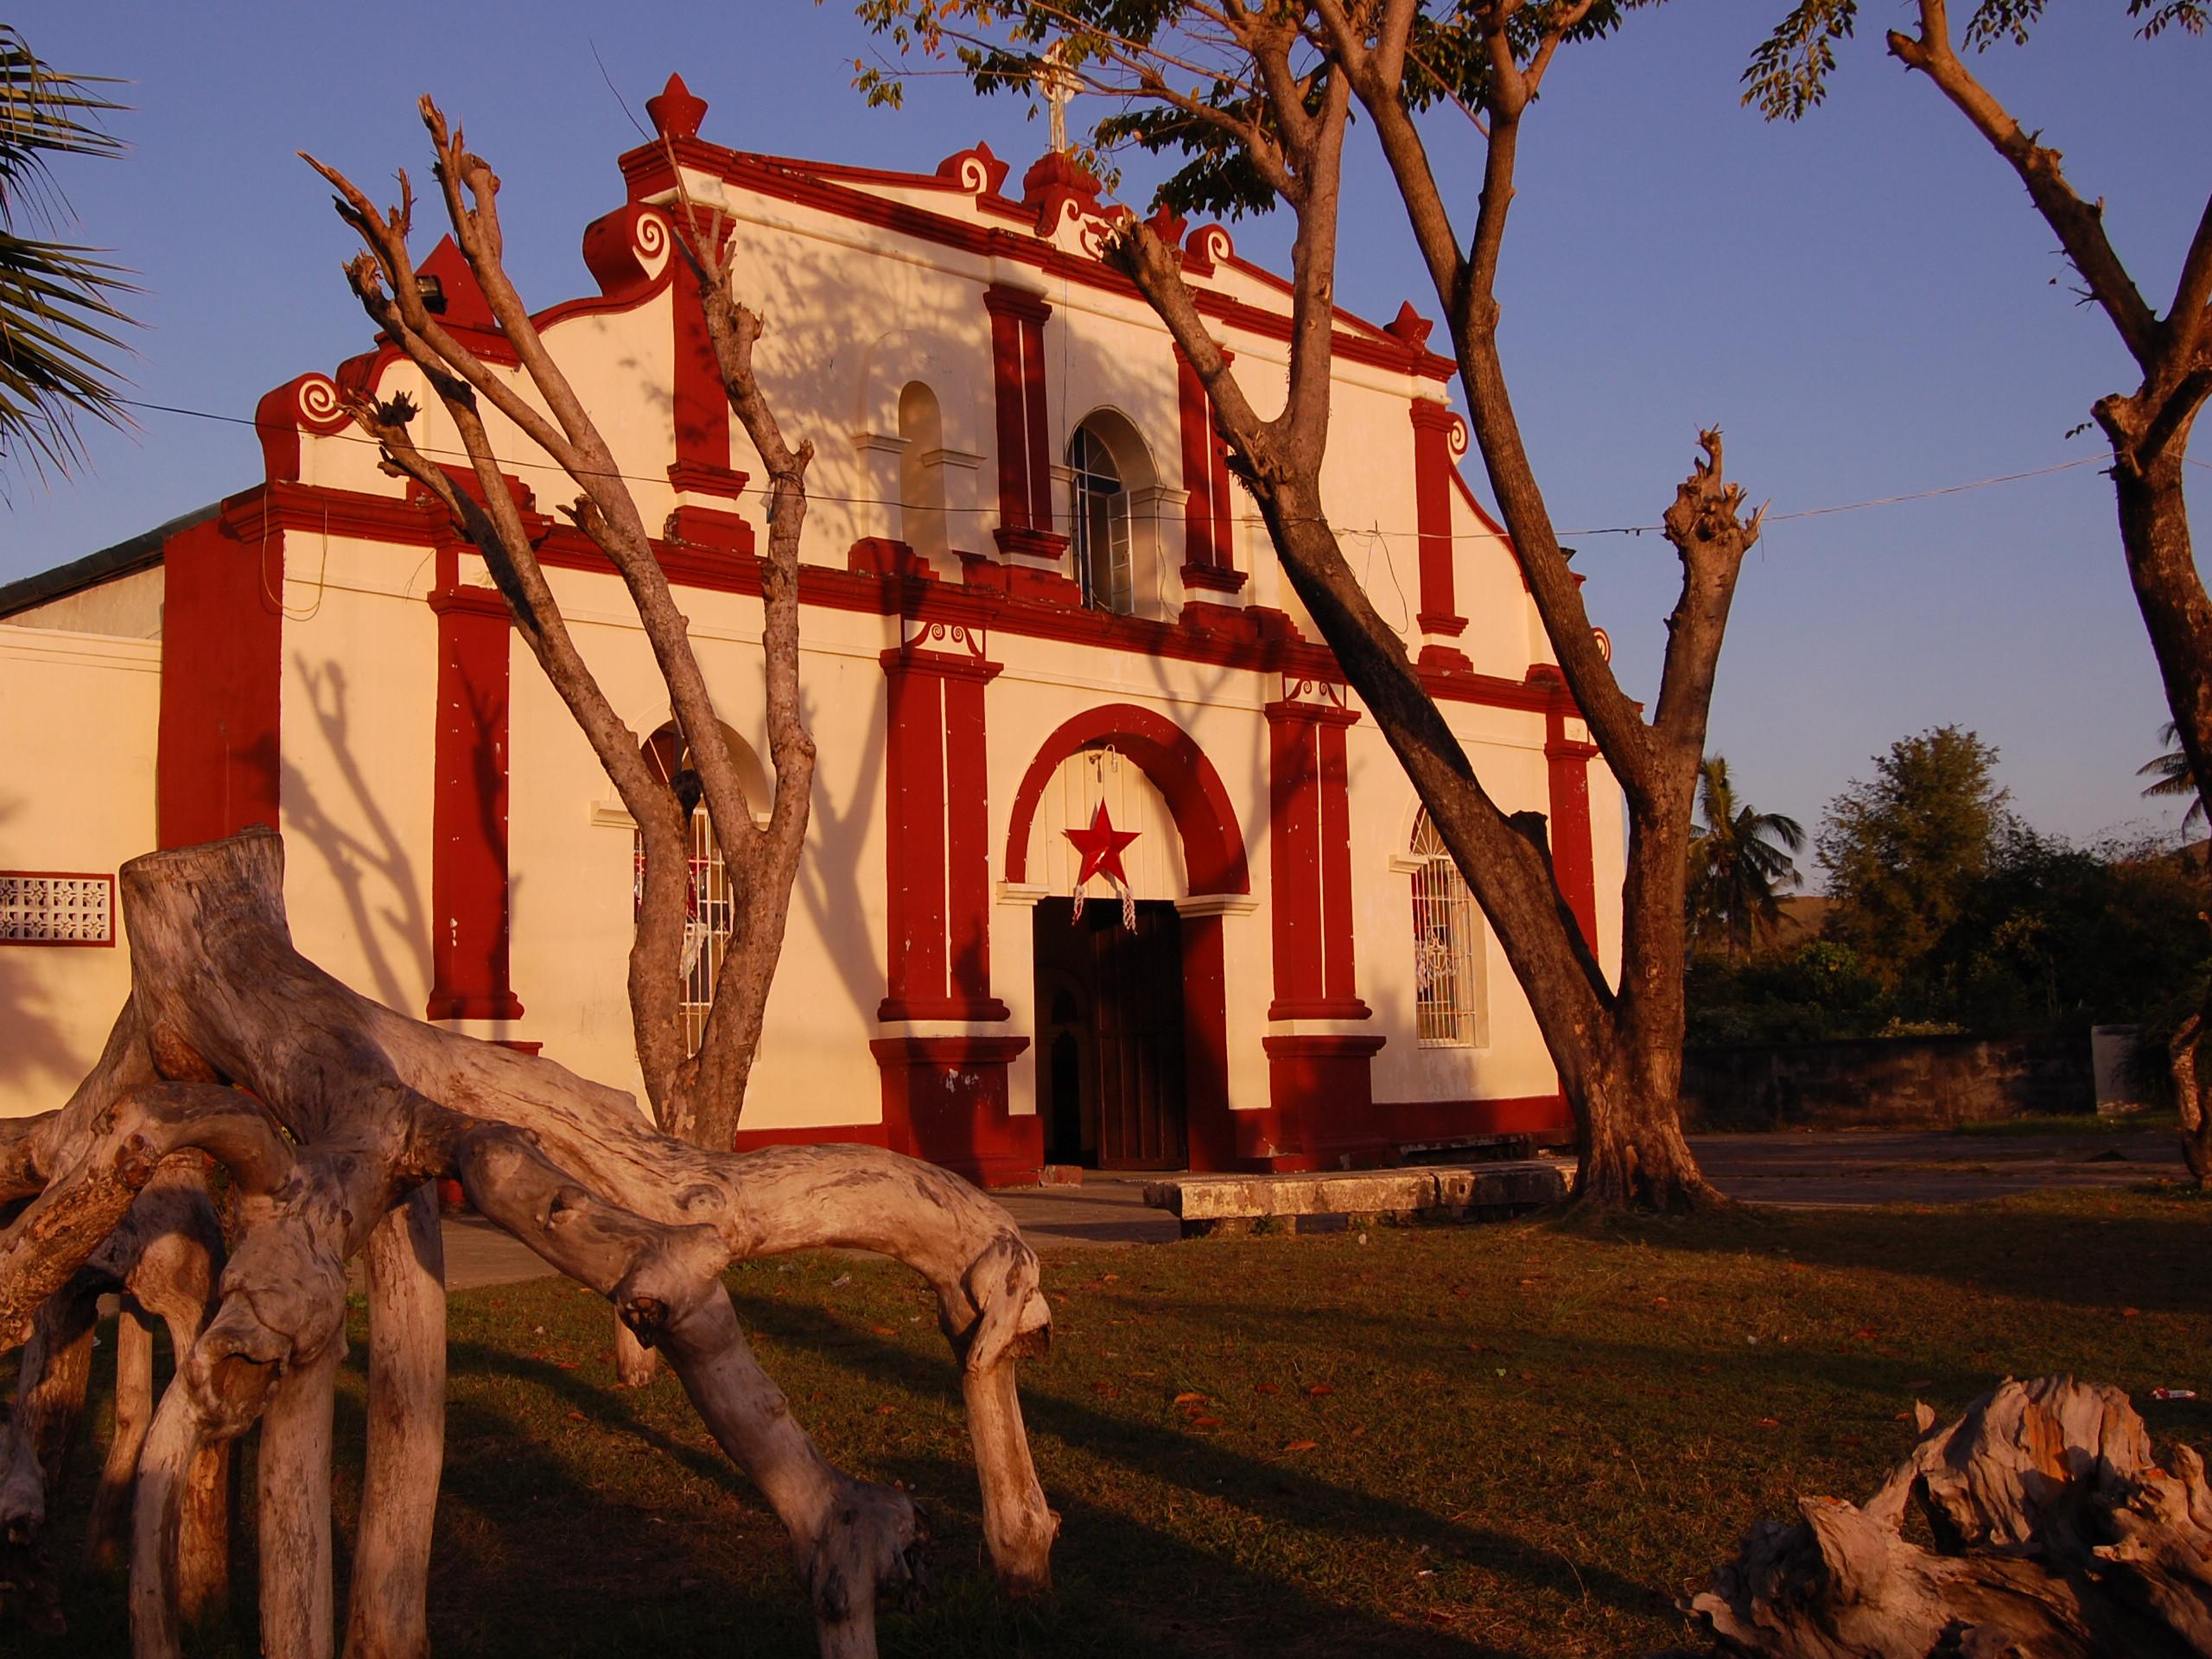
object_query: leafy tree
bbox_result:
[1688,756,1805,961]
[0,26,131,477]
[855,0,1765,1211]
[2139,721,2205,836]
[1817,726,2011,993]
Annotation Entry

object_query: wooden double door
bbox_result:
[1034,899,1186,1169]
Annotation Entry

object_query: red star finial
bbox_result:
[1065,799,1140,887]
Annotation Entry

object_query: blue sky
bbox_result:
[4,2,2204,861]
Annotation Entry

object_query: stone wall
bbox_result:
[1679,1033,2091,1131]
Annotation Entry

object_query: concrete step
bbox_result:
[1141,1159,1574,1236]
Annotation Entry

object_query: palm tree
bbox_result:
[1688,756,1805,961]
[2138,721,2206,836]
[0,27,131,478]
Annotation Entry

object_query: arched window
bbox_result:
[638,722,741,1056]
[1070,423,1134,614]
[896,380,948,567]
[1410,810,1487,1047]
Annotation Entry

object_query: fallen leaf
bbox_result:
[1174,1390,1208,1405]
[2123,1307,2142,1319]
[1282,1439,1318,1452]
[1905,1378,1934,1389]
[869,1324,897,1338]
[1255,1383,1281,1395]
[1853,1328,1877,1341]
[873,1404,897,1416]
[1306,1383,1335,1397]
[1092,1382,1121,1398]
[1192,1415,1224,1429]
[566,1411,586,1422]
[1755,1417,1782,1428]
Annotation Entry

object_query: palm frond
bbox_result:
[0,29,133,480]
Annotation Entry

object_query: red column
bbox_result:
[1176,346,1248,597]
[1265,698,1368,1020]
[983,285,1066,565]
[157,518,282,849]
[875,637,1029,1185]
[878,640,1010,1019]
[986,298,1031,533]
[1545,697,1600,954]
[425,567,523,1021]
[1411,401,1471,671]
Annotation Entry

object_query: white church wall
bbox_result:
[0,625,160,1119]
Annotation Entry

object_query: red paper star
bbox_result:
[1065,799,1140,887]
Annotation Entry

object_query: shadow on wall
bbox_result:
[0,793,106,1094]
[280,655,432,1016]
[789,664,887,1031]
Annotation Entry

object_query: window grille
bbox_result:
[0,873,115,946]
[634,730,736,1056]
[1070,425,1134,615]
[1408,815,1485,1046]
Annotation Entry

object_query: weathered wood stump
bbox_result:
[0,829,1057,1658]
[1686,1374,2212,1658]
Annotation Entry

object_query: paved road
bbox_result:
[1691,1128,2183,1208]
[434,1128,2190,1288]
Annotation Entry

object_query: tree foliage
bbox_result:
[1687,756,1805,962]
[2139,720,2206,835]
[0,25,133,479]
[1817,726,2012,991]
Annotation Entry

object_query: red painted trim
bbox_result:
[987,301,1030,532]
[666,461,750,500]
[671,255,729,476]
[424,582,522,1023]
[1545,702,1600,952]
[1180,912,1234,1172]
[1020,315,1054,533]
[1267,704,1321,1014]
[882,660,946,1013]
[868,1034,1037,1186]
[1249,1032,1389,1173]
[619,141,1456,383]
[880,645,1008,1025]
[207,483,1567,715]
[944,668,994,1001]
[1356,1094,1573,1151]
[1410,402,1463,634]
[1318,716,1359,1007]
[1003,702,1250,896]
[1175,347,1214,567]
[157,518,282,849]
[1180,562,1248,594]
[254,373,353,484]
[1265,699,1369,1021]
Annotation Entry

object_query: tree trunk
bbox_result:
[342,1185,444,1659]
[257,1344,340,1659]
[86,1299,153,1574]
[1689,1373,2212,1656]
[1577,1040,1720,1215]
[2171,1007,2212,1189]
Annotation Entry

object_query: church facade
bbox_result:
[0,78,1622,1184]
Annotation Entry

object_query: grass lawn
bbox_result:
[16,1185,2212,1656]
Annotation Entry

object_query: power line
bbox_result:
[113,393,2183,547]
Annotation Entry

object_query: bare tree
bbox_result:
[306,99,810,1159]
[856,0,1762,1210]
[1744,0,2212,1181]
[0,99,1058,1659]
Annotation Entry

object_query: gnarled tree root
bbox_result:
[0,827,1054,1658]
[1686,1373,2212,1657]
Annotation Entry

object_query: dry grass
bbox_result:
[16,1184,2212,1656]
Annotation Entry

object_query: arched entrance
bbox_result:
[1007,704,1249,1171]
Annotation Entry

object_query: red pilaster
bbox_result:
[1545,696,1600,954]
[671,266,729,476]
[1265,697,1369,1021]
[1411,401,1471,670]
[157,518,282,849]
[425,563,522,1022]
[879,643,1008,1022]
[1175,346,1248,595]
[983,286,1067,564]
[869,1034,1036,1187]
[1180,912,1235,1172]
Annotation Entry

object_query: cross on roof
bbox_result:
[1038,48,1076,155]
